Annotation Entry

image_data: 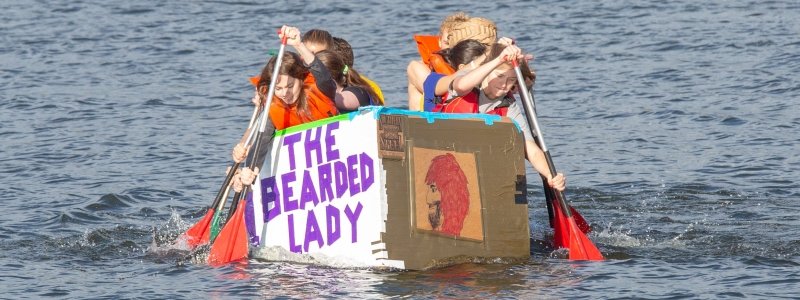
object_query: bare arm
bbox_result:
[524,139,566,191]
[451,44,522,96]
[279,25,315,65]
[450,60,497,96]
[434,73,459,95]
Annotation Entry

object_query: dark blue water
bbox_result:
[2,0,799,298]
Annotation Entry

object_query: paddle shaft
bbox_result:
[207,31,291,265]
[208,107,264,211]
[518,90,589,231]
[512,60,575,219]
[517,83,558,227]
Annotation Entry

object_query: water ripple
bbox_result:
[2,0,799,298]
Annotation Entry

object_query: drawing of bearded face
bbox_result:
[426,183,442,230]
[424,153,469,236]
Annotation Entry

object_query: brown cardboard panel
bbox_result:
[381,115,530,270]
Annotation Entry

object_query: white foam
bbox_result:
[592,223,642,248]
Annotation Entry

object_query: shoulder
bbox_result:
[343,86,372,106]
[343,86,369,97]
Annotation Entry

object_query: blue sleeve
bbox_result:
[422,72,445,112]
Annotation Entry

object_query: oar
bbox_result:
[180,105,262,248]
[208,30,287,266]
[209,174,234,241]
[542,174,592,243]
[512,58,604,260]
[207,118,264,242]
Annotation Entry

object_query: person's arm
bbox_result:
[505,100,535,142]
[506,101,565,191]
[279,25,336,100]
[307,58,336,100]
[524,139,566,191]
[249,120,277,171]
[231,120,276,190]
[336,86,371,112]
[434,73,460,96]
[280,25,315,65]
[407,60,430,91]
[451,44,522,96]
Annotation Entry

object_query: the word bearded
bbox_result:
[258,122,375,253]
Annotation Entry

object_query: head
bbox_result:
[332,36,354,67]
[424,153,470,236]
[315,49,382,105]
[443,39,487,71]
[480,43,518,99]
[447,17,497,48]
[438,11,470,49]
[315,50,347,87]
[302,29,335,54]
[257,52,308,107]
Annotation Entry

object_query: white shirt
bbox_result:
[477,90,536,143]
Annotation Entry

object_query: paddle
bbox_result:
[180,105,262,248]
[542,176,592,237]
[208,30,287,266]
[209,174,233,241]
[207,117,264,242]
[511,58,604,260]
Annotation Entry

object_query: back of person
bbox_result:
[315,50,381,113]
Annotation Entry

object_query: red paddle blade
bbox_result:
[181,208,214,248]
[570,205,592,234]
[551,199,571,249]
[567,216,604,261]
[207,204,249,266]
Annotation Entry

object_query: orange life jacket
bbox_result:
[433,89,511,116]
[414,35,455,75]
[249,74,338,130]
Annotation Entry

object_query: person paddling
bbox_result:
[232,25,339,192]
[434,41,566,192]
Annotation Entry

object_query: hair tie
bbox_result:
[343,65,349,75]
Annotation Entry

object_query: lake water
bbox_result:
[1,0,798,298]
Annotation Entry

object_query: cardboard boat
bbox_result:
[244,107,531,270]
